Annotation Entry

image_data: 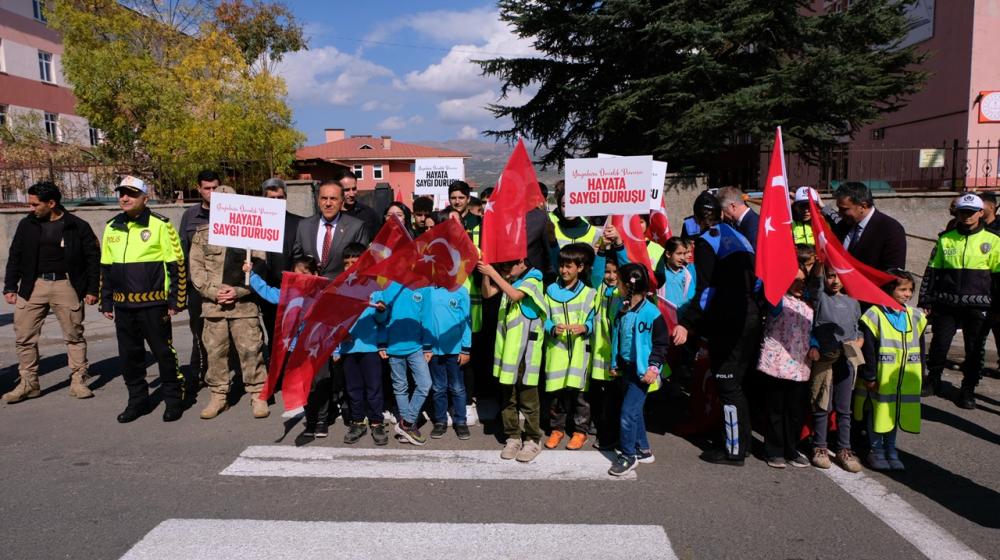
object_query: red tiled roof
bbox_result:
[296,137,468,161]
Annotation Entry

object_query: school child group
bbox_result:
[247,197,928,479]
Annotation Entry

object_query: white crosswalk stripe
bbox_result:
[121,519,678,560]
[221,445,636,480]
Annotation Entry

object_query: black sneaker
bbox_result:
[371,423,389,446]
[117,401,149,424]
[454,423,471,440]
[430,422,448,439]
[637,448,655,464]
[956,387,976,410]
[608,454,638,476]
[314,422,329,438]
[344,421,367,444]
[302,423,317,437]
[700,448,745,467]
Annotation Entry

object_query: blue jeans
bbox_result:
[388,351,432,425]
[429,354,467,425]
[619,368,650,457]
[867,412,899,458]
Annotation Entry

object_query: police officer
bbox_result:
[918,193,1000,409]
[673,192,758,466]
[188,186,269,420]
[100,176,187,423]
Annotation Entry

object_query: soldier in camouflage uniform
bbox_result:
[188,190,269,419]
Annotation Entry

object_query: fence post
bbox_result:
[950,139,960,191]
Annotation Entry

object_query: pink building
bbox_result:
[295,129,468,203]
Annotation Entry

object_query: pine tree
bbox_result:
[478,0,927,171]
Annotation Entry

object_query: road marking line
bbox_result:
[220,445,635,480]
[120,520,678,559]
[822,467,985,560]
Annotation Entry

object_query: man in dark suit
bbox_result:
[293,180,370,279]
[822,182,906,272]
[717,186,760,250]
[256,178,302,350]
[336,169,381,238]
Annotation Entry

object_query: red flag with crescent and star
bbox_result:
[807,196,902,310]
[481,138,545,264]
[279,217,417,412]
[259,272,330,402]
[755,127,798,306]
[410,217,479,291]
[612,214,658,289]
[647,199,673,247]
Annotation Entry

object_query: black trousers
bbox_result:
[588,377,623,446]
[305,359,334,425]
[549,387,592,433]
[260,300,277,356]
[343,352,384,424]
[708,306,760,459]
[928,305,988,389]
[762,376,807,460]
[115,306,184,408]
[187,291,207,383]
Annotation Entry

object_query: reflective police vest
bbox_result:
[647,242,665,271]
[549,213,600,248]
[792,221,814,245]
[543,284,597,391]
[100,208,186,311]
[591,286,622,381]
[493,270,546,386]
[852,305,926,434]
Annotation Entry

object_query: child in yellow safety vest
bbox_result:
[590,251,623,451]
[854,270,927,472]
[479,258,547,463]
[543,243,597,451]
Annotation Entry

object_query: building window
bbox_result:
[44,112,59,142]
[871,127,885,140]
[373,164,383,180]
[33,0,47,22]
[38,51,53,83]
[0,105,7,128]
[0,39,6,73]
[89,126,102,147]
[352,164,363,180]
[359,144,373,150]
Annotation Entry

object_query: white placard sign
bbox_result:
[208,192,286,253]
[598,153,667,211]
[563,156,652,217]
[414,158,465,198]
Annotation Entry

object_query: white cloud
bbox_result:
[401,16,537,96]
[361,100,402,112]
[377,116,408,131]
[366,8,501,45]
[437,90,497,123]
[276,46,394,106]
[457,126,479,140]
[408,115,425,125]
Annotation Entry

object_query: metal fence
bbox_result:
[707,139,1000,193]
[0,159,283,204]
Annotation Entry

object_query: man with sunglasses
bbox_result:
[100,176,187,423]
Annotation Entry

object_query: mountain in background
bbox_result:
[414,138,563,190]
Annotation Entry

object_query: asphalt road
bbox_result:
[0,301,997,559]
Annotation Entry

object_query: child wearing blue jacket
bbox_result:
[377,282,432,446]
[334,244,389,446]
[423,285,472,440]
[608,263,670,476]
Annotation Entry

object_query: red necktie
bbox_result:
[321,223,333,265]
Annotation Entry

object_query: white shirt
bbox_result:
[735,205,751,226]
[844,208,874,250]
[315,214,340,261]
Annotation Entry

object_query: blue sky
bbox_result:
[277,1,537,146]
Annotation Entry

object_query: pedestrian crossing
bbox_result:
[120,520,679,559]
[221,445,637,480]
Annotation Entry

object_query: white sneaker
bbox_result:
[446,412,453,427]
[465,404,479,426]
[383,411,397,425]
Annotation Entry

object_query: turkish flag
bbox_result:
[410,217,479,291]
[656,294,678,335]
[612,214,658,289]
[808,197,902,310]
[259,272,330,402]
[481,138,544,263]
[279,218,418,412]
[647,199,673,246]
[755,127,798,306]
